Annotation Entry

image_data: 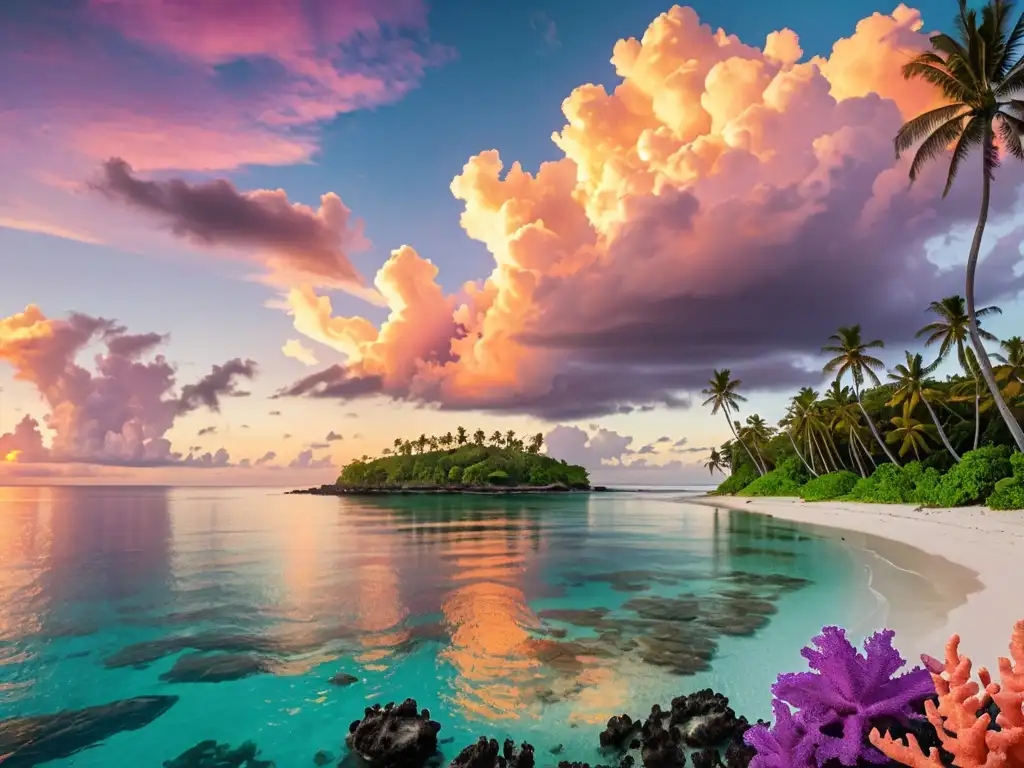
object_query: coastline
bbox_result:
[688,495,1024,669]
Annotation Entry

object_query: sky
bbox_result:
[2,0,1024,487]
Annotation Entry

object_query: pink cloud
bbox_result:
[272,5,1024,419]
[0,305,256,465]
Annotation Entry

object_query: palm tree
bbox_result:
[744,414,773,471]
[778,405,818,478]
[504,429,516,448]
[489,430,502,447]
[701,369,765,475]
[896,0,1024,452]
[887,351,961,461]
[704,448,725,475]
[441,432,454,449]
[402,439,413,456]
[994,335,1024,398]
[394,438,403,452]
[456,426,468,446]
[822,381,875,476]
[528,432,544,454]
[918,295,1001,448]
[473,429,485,445]
[416,434,428,454]
[822,324,901,464]
[886,410,939,460]
[428,436,439,451]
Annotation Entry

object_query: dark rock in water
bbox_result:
[599,715,640,750]
[346,698,441,768]
[330,673,361,686]
[163,739,274,768]
[0,695,178,767]
[314,750,335,766]
[872,694,954,767]
[669,690,744,748]
[690,749,721,768]
[449,737,534,768]
[550,745,564,755]
[159,652,272,683]
[640,727,684,768]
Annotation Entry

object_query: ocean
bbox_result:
[0,486,878,767]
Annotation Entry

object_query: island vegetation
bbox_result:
[333,428,590,491]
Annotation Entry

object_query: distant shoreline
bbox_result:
[286,484,708,496]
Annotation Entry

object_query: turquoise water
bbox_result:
[0,486,875,767]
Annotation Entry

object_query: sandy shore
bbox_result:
[688,495,1024,670]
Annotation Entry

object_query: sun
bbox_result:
[4,450,21,462]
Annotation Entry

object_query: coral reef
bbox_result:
[449,737,535,768]
[347,699,442,768]
[163,740,274,768]
[869,620,1024,767]
[744,626,934,766]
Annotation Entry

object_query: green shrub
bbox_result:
[487,469,510,485]
[448,465,463,484]
[930,445,1012,507]
[986,475,1024,509]
[799,471,859,501]
[714,463,758,495]
[845,462,917,503]
[737,457,808,497]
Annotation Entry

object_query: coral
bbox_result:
[869,620,1024,767]
[346,699,442,768]
[600,715,641,750]
[449,738,535,768]
[744,626,933,766]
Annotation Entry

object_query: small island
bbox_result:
[290,428,593,495]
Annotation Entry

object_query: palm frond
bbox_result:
[998,110,1024,158]
[908,113,970,182]
[895,104,970,157]
[944,114,988,196]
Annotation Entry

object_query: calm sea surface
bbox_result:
[0,486,878,767]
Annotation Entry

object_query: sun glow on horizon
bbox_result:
[4,450,21,462]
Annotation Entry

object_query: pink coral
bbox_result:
[869,619,1024,767]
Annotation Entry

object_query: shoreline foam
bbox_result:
[687,495,1024,669]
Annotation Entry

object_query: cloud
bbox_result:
[0,305,257,466]
[276,4,1024,419]
[530,11,560,52]
[345,412,359,418]
[309,442,330,449]
[542,424,710,485]
[254,451,277,467]
[94,159,372,291]
[1,0,449,174]
[269,410,282,416]
[326,431,344,441]
[282,339,319,366]
[197,426,217,436]
[289,449,333,469]
[656,436,672,444]
[283,433,293,439]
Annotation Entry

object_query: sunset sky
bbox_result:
[2,0,1024,486]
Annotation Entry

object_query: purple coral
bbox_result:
[747,626,934,767]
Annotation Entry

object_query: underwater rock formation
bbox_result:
[448,737,535,768]
[600,715,641,750]
[636,690,756,768]
[159,652,273,683]
[347,699,442,768]
[162,739,274,768]
[0,695,178,767]
[329,673,361,686]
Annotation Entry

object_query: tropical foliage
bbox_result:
[337,430,590,489]
[704,294,1024,508]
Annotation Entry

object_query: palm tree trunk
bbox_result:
[822,429,846,470]
[810,431,833,472]
[855,386,900,464]
[966,132,1024,452]
[805,434,819,474]
[848,436,866,477]
[788,430,818,477]
[724,410,764,476]
[974,385,981,450]
[855,430,877,469]
[921,394,960,462]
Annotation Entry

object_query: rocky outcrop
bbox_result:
[346,699,442,768]
[448,737,535,768]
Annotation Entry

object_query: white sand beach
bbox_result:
[689,495,1024,670]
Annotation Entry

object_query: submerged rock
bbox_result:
[330,673,361,687]
[599,715,640,750]
[159,652,273,683]
[163,739,274,768]
[669,690,745,748]
[0,695,178,767]
[449,737,535,768]
[346,699,441,768]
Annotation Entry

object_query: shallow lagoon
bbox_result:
[0,486,878,767]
